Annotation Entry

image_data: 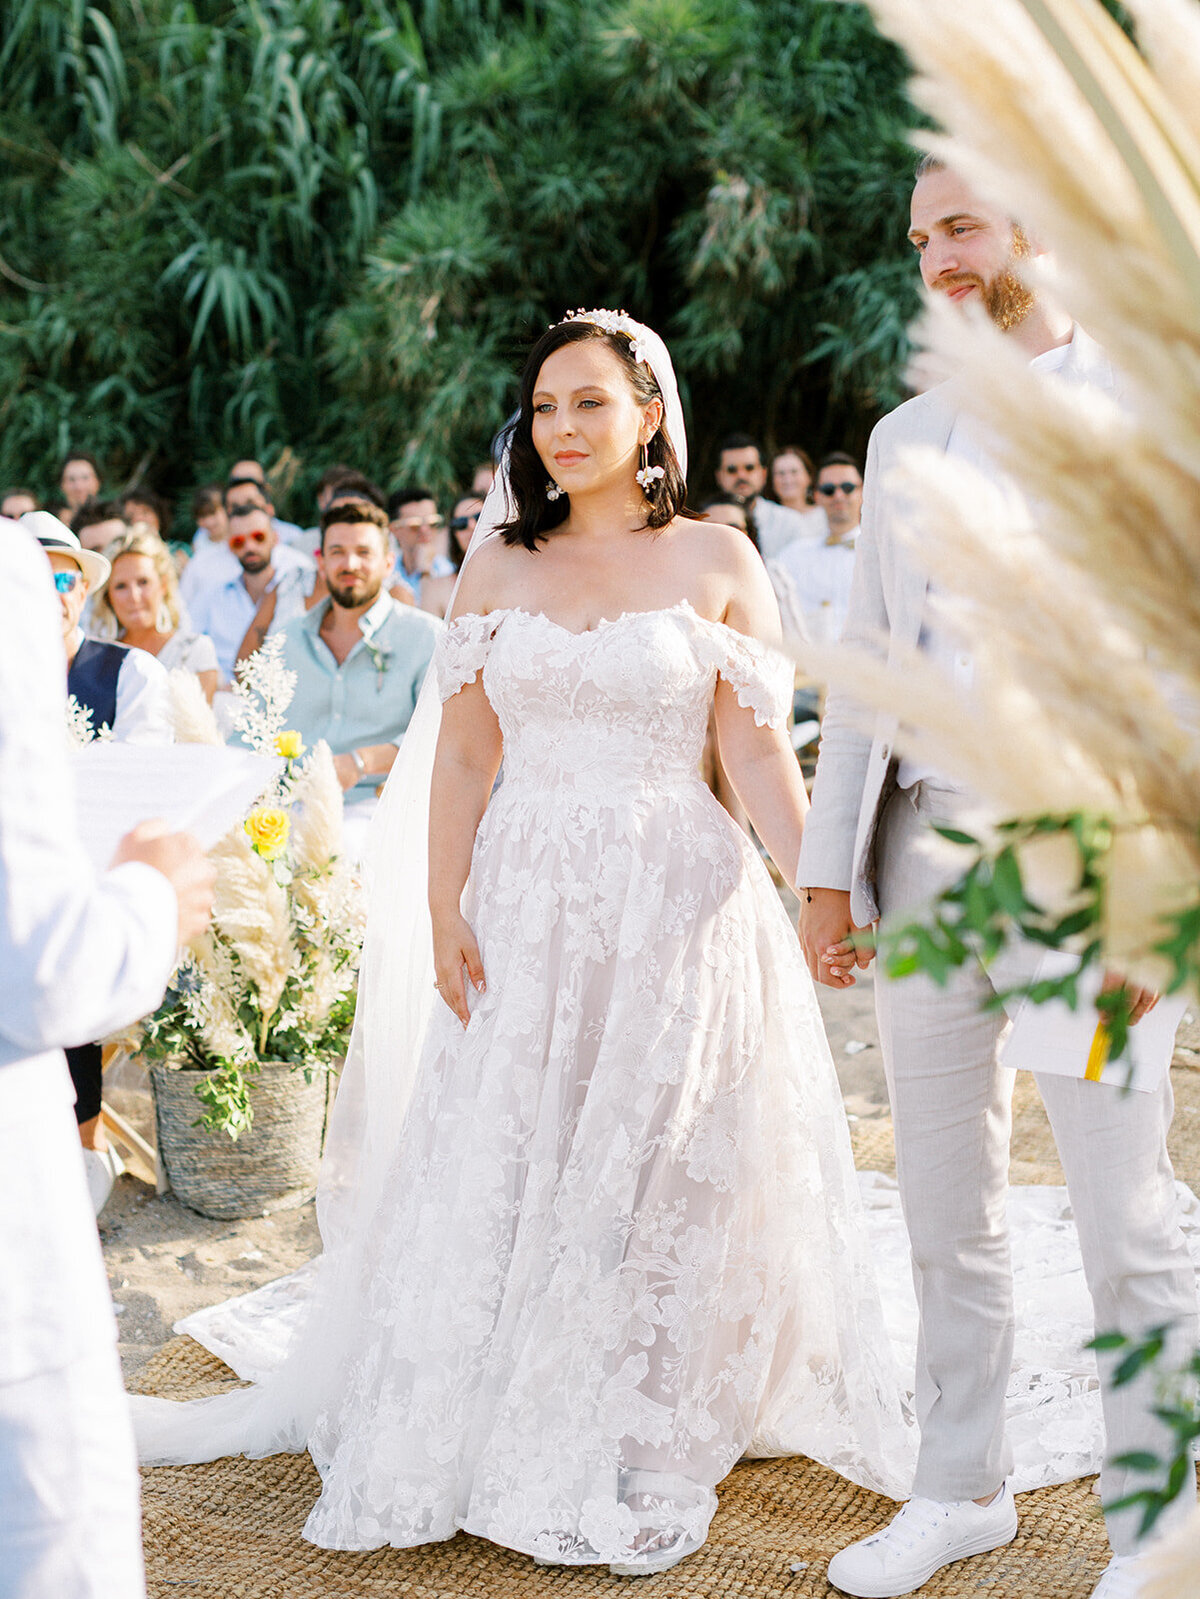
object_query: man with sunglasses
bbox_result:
[25,513,171,748]
[387,486,455,615]
[813,453,863,546]
[187,497,316,685]
[769,453,864,648]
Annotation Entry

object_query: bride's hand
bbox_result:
[433,913,486,1027]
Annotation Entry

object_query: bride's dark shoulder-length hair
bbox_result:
[499,319,687,551]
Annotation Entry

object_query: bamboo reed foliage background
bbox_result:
[0,0,926,508]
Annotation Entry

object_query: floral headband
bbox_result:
[561,307,651,367]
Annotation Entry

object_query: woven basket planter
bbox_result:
[150,1059,332,1220]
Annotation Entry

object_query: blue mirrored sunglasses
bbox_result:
[53,570,81,594]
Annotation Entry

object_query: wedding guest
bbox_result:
[25,514,172,745]
[179,484,233,610]
[91,528,219,702]
[71,498,128,553]
[771,445,828,539]
[23,512,172,1214]
[698,494,756,547]
[228,458,304,544]
[191,484,228,552]
[812,452,863,544]
[388,485,456,617]
[769,452,863,648]
[800,158,1198,1599]
[0,518,214,1599]
[295,468,387,558]
[188,501,316,685]
[714,434,813,560]
[0,488,39,519]
[471,459,496,497]
[448,495,484,566]
[318,465,384,515]
[121,485,171,539]
[770,444,814,508]
[58,450,101,514]
[276,500,441,859]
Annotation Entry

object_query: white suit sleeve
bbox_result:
[0,534,179,1059]
[113,647,174,745]
[795,423,890,891]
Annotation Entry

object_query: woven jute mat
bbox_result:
[137,1059,1200,1599]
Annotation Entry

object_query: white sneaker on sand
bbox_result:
[826,1484,1017,1598]
[83,1145,124,1216]
[1091,1552,1148,1599]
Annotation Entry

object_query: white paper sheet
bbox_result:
[999,948,1186,1092]
[72,742,282,871]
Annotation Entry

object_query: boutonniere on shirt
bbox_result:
[364,638,392,690]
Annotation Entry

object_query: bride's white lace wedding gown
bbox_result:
[289,601,914,1560]
[148,599,915,1566]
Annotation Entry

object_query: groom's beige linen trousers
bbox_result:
[875,781,1196,1552]
[797,328,1199,1555]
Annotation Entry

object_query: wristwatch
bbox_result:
[349,749,367,779]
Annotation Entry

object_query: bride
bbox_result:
[133,311,915,1572]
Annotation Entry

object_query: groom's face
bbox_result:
[908,166,1036,333]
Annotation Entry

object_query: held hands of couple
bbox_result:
[110,821,217,947]
[797,887,876,989]
[433,910,486,1028]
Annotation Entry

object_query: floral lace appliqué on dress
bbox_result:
[299,602,915,1564]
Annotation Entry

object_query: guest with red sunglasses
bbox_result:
[187,499,316,685]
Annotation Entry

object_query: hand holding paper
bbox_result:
[110,821,218,945]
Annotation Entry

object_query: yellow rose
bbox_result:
[244,807,290,861]
[275,730,305,760]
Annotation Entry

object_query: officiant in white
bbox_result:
[0,519,215,1599]
[797,160,1198,1599]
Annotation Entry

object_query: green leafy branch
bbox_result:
[1088,1326,1200,1538]
[874,809,1200,1065]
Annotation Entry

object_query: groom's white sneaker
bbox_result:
[1090,1552,1149,1598]
[825,1484,1017,1598]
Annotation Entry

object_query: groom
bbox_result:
[797,158,1199,1599]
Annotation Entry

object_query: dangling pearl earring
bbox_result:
[157,601,173,633]
[635,439,665,497]
[545,480,563,502]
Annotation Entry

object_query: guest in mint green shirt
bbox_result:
[273,502,442,816]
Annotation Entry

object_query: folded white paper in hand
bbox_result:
[73,742,283,872]
[1000,948,1186,1093]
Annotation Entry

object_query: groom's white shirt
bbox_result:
[796,325,1120,925]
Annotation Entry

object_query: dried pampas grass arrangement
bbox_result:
[127,643,364,1137]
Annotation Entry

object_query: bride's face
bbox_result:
[531,340,661,498]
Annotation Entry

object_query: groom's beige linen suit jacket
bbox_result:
[795,327,1119,925]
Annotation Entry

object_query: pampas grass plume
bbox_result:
[168,669,223,745]
[209,830,294,1019]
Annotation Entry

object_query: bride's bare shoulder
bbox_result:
[674,514,762,582]
[448,536,536,622]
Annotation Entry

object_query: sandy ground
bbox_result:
[104,891,888,1381]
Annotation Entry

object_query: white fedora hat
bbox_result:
[20,510,111,589]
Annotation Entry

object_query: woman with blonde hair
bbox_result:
[91,527,219,701]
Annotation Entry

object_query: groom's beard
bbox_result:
[984,267,1036,332]
[940,228,1037,333]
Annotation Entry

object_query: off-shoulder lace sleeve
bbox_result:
[434,611,501,702]
[703,622,794,730]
